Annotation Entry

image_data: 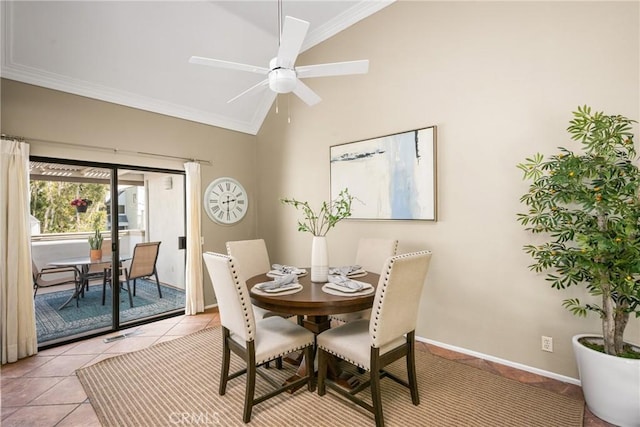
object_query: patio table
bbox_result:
[49,255,130,310]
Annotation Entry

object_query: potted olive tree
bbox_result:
[517,106,640,426]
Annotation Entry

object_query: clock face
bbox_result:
[204,177,248,225]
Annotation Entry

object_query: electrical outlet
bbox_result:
[542,336,553,352]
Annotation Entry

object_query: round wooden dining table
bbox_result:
[247,270,380,334]
[248,270,380,390]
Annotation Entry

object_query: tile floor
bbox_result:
[1,308,612,426]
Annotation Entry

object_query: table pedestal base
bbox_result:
[284,315,361,393]
[302,315,331,334]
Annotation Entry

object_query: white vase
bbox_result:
[311,236,329,283]
[572,334,640,427]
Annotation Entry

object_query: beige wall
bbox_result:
[1,79,258,306]
[3,0,639,380]
[257,1,640,378]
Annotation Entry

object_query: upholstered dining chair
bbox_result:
[101,241,162,308]
[202,252,315,423]
[331,238,398,324]
[32,260,80,301]
[226,239,291,320]
[317,250,432,427]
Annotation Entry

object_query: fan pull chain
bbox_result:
[275,96,279,114]
[287,94,291,124]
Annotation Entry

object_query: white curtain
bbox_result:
[1,138,37,364]
[184,162,204,315]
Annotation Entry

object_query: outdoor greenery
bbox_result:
[30,181,108,233]
[281,188,354,236]
[517,105,640,357]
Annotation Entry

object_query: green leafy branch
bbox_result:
[280,188,354,236]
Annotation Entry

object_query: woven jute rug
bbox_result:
[76,327,584,426]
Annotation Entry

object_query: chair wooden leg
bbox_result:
[406,332,419,405]
[243,341,257,423]
[219,329,231,395]
[370,348,385,427]
[304,345,314,392]
[317,349,327,396]
[133,278,136,296]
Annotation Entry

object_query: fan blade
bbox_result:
[227,79,269,104]
[292,79,321,106]
[189,56,269,75]
[296,60,369,79]
[275,16,310,69]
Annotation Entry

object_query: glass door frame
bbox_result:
[31,155,187,347]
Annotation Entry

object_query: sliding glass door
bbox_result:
[30,158,186,347]
[114,169,186,330]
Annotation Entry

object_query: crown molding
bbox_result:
[302,0,395,51]
[1,1,393,136]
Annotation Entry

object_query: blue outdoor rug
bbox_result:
[35,279,185,343]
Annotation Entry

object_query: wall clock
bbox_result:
[203,177,248,225]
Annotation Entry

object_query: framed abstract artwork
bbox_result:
[330,126,437,221]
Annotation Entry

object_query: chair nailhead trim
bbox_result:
[227,256,255,340]
[370,250,431,346]
[318,346,368,371]
[256,342,314,365]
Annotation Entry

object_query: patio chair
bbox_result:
[32,260,81,304]
[101,266,133,308]
[317,250,432,427]
[101,241,162,307]
[202,252,314,423]
[331,238,398,323]
[128,241,162,297]
[84,238,112,292]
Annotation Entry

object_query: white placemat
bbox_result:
[321,283,375,297]
[251,283,303,296]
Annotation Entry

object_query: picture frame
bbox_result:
[330,126,437,221]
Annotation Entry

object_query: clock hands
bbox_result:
[221,194,237,221]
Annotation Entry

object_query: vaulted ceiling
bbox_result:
[1,1,393,135]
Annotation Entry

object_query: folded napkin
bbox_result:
[257,273,298,291]
[327,274,364,291]
[329,265,363,276]
[271,264,306,275]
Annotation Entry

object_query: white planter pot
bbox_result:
[572,334,640,427]
[310,236,328,283]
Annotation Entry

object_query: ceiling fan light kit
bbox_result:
[189,14,369,106]
[268,59,297,93]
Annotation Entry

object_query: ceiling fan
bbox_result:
[189,13,369,106]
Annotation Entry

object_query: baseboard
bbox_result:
[416,335,581,386]
[197,305,580,386]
